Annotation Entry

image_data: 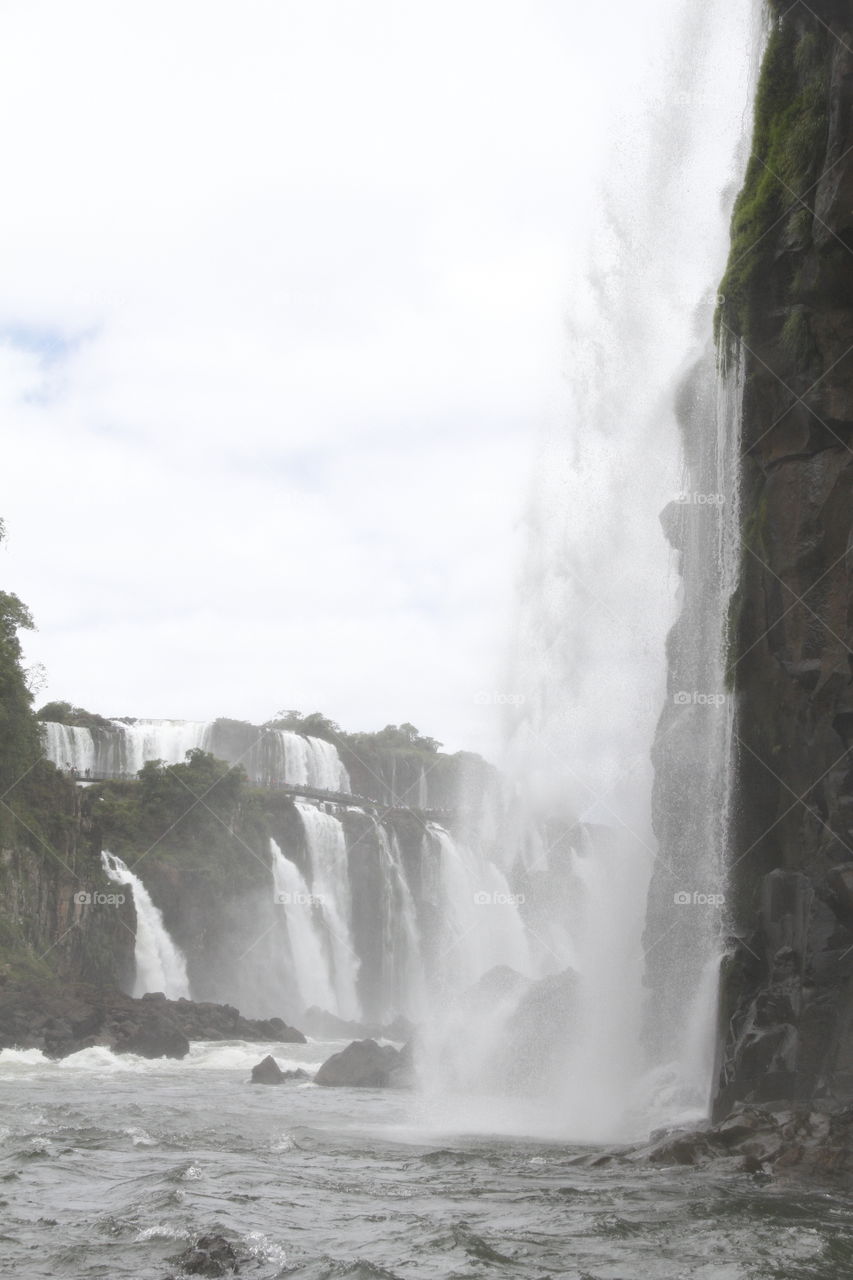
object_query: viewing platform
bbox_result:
[65,769,457,824]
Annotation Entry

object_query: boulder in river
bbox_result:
[315,1038,413,1088]
[169,1233,240,1276]
[250,1054,286,1084]
[249,1056,310,1085]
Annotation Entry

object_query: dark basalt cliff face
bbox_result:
[0,769,135,988]
[714,0,853,1113]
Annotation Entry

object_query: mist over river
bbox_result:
[2,1043,851,1280]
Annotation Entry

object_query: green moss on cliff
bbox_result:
[716,13,829,344]
[91,749,272,896]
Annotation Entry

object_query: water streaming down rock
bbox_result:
[42,718,349,791]
[426,823,532,995]
[644,344,746,1116]
[261,807,540,1029]
[495,0,763,1138]
[101,852,191,999]
[370,820,426,1023]
[269,838,339,1015]
[293,802,360,1021]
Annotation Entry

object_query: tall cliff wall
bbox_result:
[715,0,853,1112]
[0,765,135,988]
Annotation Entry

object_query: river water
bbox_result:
[2,1041,852,1279]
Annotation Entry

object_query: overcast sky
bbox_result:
[0,0,751,757]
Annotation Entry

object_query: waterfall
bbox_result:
[41,717,350,791]
[101,852,191,999]
[643,344,746,1117]
[41,722,101,773]
[269,837,339,1014]
[271,732,349,791]
[424,824,532,994]
[371,820,425,1022]
[498,0,763,1138]
[293,802,360,1020]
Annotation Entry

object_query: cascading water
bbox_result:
[269,837,340,1014]
[293,802,360,1020]
[494,0,764,1138]
[642,342,746,1119]
[101,852,191,999]
[370,820,425,1023]
[425,823,531,995]
[42,717,350,791]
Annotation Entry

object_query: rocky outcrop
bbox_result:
[139,993,305,1043]
[0,982,306,1059]
[0,980,189,1058]
[314,1038,414,1088]
[249,1054,309,1084]
[713,2,853,1111]
[250,1054,285,1084]
[633,1104,853,1186]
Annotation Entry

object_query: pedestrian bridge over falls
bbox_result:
[68,770,458,825]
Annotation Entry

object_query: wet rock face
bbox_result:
[715,3,853,1113]
[630,1104,853,1186]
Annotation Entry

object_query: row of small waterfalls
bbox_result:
[42,718,350,792]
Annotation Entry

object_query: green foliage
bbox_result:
[716,13,829,344]
[266,709,343,743]
[36,700,114,730]
[91,748,269,898]
[0,578,42,800]
[268,709,442,753]
[347,722,442,753]
[135,749,246,837]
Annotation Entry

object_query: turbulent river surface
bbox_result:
[2,1042,852,1280]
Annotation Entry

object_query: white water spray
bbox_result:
[500,0,763,1138]
[42,718,349,791]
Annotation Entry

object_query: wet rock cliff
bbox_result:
[715,0,853,1113]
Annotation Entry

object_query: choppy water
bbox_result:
[1,1041,852,1279]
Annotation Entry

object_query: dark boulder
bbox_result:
[171,1233,239,1276]
[315,1038,408,1088]
[0,980,189,1059]
[251,1054,285,1084]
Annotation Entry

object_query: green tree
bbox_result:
[0,583,42,789]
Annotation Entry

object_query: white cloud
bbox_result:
[0,0,731,755]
